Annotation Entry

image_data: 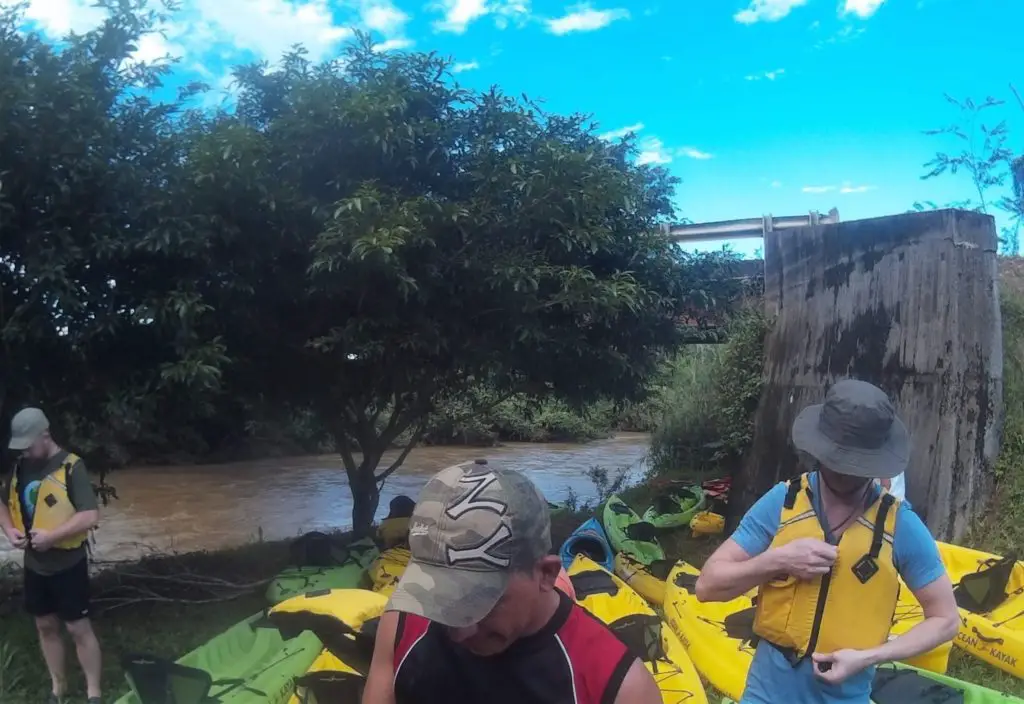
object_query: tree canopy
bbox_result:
[0,3,744,532]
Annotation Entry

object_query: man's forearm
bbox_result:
[696,549,783,602]
[0,503,15,533]
[48,510,99,542]
[863,615,959,666]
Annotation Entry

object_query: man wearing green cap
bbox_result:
[363,459,663,704]
[1,408,103,704]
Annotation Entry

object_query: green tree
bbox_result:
[0,0,227,470]
[174,37,741,534]
[916,87,1024,254]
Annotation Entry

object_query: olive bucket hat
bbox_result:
[791,379,910,480]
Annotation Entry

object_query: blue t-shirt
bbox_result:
[732,472,946,704]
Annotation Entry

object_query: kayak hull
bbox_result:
[603,494,665,566]
[559,517,615,572]
[568,554,708,704]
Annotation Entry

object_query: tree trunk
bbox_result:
[350,464,381,539]
[731,209,1003,542]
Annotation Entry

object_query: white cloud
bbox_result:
[636,137,713,165]
[493,0,531,29]
[546,3,629,35]
[599,122,645,140]
[745,68,785,81]
[771,180,783,188]
[734,0,809,24]
[359,0,409,34]
[452,60,480,72]
[373,38,414,52]
[802,183,876,194]
[840,182,876,193]
[4,0,107,36]
[431,0,489,33]
[842,0,886,18]
[190,0,351,62]
[679,146,714,160]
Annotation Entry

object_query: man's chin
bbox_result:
[459,638,510,657]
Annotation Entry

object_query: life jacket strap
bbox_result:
[783,475,803,510]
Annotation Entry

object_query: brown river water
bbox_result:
[0,433,650,565]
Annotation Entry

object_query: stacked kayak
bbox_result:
[286,650,362,704]
[720,664,1024,704]
[266,537,380,605]
[369,546,412,597]
[642,486,706,530]
[568,554,708,704]
[603,494,665,566]
[917,542,1024,679]
[560,517,615,572]
[117,612,323,704]
[663,561,757,702]
[613,552,675,607]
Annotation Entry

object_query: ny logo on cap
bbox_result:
[443,471,512,569]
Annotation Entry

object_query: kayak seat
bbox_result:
[121,653,213,704]
[607,614,665,664]
[293,671,366,703]
[570,569,619,599]
[609,502,632,516]
[624,521,659,544]
[723,607,757,643]
[672,572,699,593]
[653,495,681,515]
[566,537,609,565]
[872,666,964,704]
[647,559,675,581]
[270,610,377,675]
[953,553,1017,614]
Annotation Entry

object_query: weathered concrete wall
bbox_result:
[734,209,1003,542]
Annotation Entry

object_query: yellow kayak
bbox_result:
[369,546,411,597]
[287,649,362,704]
[663,561,756,702]
[567,554,708,704]
[613,552,674,607]
[899,541,1024,679]
[663,561,952,702]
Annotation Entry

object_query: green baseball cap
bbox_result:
[386,459,552,628]
[8,407,50,451]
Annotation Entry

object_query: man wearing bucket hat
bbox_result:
[695,379,958,703]
[362,460,662,704]
[1,408,104,704]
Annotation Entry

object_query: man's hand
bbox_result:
[773,538,837,580]
[812,649,872,685]
[3,527,27,549]
[29,528,56,552]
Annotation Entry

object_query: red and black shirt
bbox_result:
[392,591,634,704]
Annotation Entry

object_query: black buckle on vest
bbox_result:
[851,493,895,585]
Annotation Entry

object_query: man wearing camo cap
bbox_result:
[362,459,662,704]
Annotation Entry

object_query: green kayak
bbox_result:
[266,538,379,605]
[116,612,323,704]
[641,486,706,529]
[602,494,665,566]
[720,663,1024,704]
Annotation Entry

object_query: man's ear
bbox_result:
[537,555,562,591]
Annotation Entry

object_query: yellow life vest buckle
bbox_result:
[851,493,896,585]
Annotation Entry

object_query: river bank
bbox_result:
[3,484,1022,704]
[0,434,651,566]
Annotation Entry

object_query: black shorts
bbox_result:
[24,558,91,622]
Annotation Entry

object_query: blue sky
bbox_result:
[11,0,1024,257]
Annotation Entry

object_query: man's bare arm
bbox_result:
[861,575,959,665]
[612,658,662,704]
[362,610,399,704]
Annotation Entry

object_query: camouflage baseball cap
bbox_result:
[385,459,552,628]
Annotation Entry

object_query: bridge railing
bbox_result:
[659,208,840,244]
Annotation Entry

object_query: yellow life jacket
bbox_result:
[377,516,410,549]
[752,471,900,661]
[7,453,89,550]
